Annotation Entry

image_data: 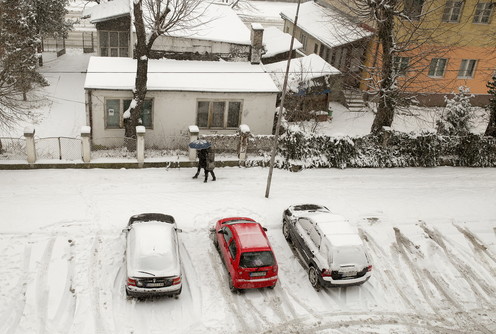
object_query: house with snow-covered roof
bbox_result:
[87,0,263,62]
[264,54,342,121]
[83,56,279,148]
[280,1,372,89]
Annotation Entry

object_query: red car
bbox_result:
[213,217,278,292]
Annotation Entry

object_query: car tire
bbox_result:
[308,266,321,291]
[228,274,238,293]
[282,220,291,242]
[267,283,276,289]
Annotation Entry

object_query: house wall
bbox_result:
[86,89,277,148]
[150,35,250,60]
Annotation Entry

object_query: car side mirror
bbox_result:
[122,227,130,233]
[218,230,226,235]
[176,228,183,233]
[263,227,268,231]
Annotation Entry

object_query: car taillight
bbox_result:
[127,278,137,286]
[367,265,372,272]
[172,276,181,285]
[273,264,278,273]
[321,269,332,277]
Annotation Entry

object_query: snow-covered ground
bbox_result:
[1,167,495,334]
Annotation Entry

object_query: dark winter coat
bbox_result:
[198,149,207,168]
[206,149,215,171]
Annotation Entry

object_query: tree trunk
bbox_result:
[125,1,149,150]
[371,1,397,133]
[485,108,496,137]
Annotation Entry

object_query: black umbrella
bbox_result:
[188,139,211,150]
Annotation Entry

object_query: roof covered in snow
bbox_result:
[88,0,130,23]
[280,1,373,48]
[262,26,303,58]
[263,53,340,92]
[89,0,250,45]
[84,56,280,93]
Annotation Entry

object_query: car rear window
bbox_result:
[239,251,275,268]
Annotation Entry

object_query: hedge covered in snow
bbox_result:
[277,127,496,169]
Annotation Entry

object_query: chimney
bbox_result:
[250,23,264,64]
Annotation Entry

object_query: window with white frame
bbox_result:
[428,58,448,77]
[196,100,242,129]
[473,2,493,24]
[458,59,477,78]
[105,98,153,129]
[442,1,464,22]
[393,56,410,76]
[99,31,129,57]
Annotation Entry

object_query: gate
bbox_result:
[35,137,82,161]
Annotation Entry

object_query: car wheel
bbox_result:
[282,221,291,242]
[308,266,321,291]
[267,283,276,289]
[213,236,219,250]
[228,274,238,293]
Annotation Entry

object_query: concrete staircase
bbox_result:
[343,89,367,112]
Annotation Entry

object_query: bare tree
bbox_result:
[125,0,205,146]
[322,0,467,133]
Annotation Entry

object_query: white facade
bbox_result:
[84,57,279,148]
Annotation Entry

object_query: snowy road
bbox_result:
[1,167,495,333]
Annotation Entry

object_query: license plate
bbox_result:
[147,282,165,287]
[250,272,266,277]
[341,271,357,277]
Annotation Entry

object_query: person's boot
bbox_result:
[212,172,216,181]
[204,178,207,183]
[192,174,198,179]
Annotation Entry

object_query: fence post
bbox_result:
[188,125,199,161]
[136,126,145,167]
[24,126,36,164]
[81,126,91,163]
[238,124,251,161]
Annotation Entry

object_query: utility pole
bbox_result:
[265,0,301,198]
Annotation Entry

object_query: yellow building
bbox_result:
[287,0,496,106]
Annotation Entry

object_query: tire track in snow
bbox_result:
[261,311,464,334]
[88,234,108,334]
[0,242,31,334]
[395,226,494,334]
[453,224,496,277]
[207,247,251,332]
[179,237,203,319]
[51,239,77,334]
[419,223,496,304]
[35,236,56,334]
[359,228,418,311]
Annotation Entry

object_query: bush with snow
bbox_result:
[436,86,475,136]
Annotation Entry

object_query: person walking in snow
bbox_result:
[192,148,207,179]
[204,147,216,183]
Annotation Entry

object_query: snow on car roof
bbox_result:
[129,222,179,276]
[303,211,364,246]
[84,56,280,93]
[132,222,174,255]
[231,223,271,250]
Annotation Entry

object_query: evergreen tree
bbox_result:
[436,86,474,136]
[484,74,496,137]
[0,0,47,129]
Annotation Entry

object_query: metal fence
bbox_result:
[0,137,27,161]
[35,137,82,161]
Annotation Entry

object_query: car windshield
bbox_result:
[239,251,275,268]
